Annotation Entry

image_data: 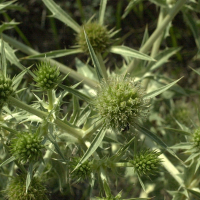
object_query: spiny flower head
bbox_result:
[77,22,111,54]
[10,132,44,163]
[4,173,48,200]
[130,149,162,176]
[0,73,13,107]
[192,127,200,149]
[34,62,60,90]
[70,157,92,181]
[93,75,150,131]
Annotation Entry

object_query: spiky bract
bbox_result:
[70,157,92,181]
[10,132,44,163]
[93,75,150,131]
[34,62,60,90]
[0,74,13,107]
[130,149,162,176]
[4,174,48,200]
[77,22,111,53]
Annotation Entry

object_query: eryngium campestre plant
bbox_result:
[77,22,111,53]
[130,149,162,176]
[4,174,49,200]
[93,75,150,130]
[70,157,92,181]
[10,132,44,163]
[0,73,13,108]
[34,62,60,90]
[192,127,200,149]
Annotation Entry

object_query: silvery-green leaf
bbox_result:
[110,46,155,61]
[42,0,80,33]
[84,29,104,82]
[0,156,15,167]
[24,49,82,59]
[99,0,107,25]
[144,77,183,99]
[73,126,106,172]
[26,162,33,193]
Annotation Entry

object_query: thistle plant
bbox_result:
[77,22,111,54]
[130,149,162,176]
[0,73,14,108]
[0,0,200,199]
[4,174,48,200]
[70,157,92,181]
[10,132,44,164]
[34,62,60,91]
[93,75,150,130]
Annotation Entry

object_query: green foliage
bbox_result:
[0,0,200,199]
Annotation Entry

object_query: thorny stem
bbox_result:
[8,96,84,140]
[127,0,187,74]
[47,90,53,110]
[34,143,54,177]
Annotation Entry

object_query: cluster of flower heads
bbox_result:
[10,132,44,163]
[0,73,13,108]
[77,22,111,54]
[70,157,92,181]
[130,149,162,176]
[4,173,48,200]
[34,62,60,90]
[93,75,150,131]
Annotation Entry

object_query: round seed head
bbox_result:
[4,173,48,200]
[77,22,111,54]
[93,75,150,131]
[130,149,162,176]
[10,132,44,163]
[34,62,60,90]
[70,157,92,181]
[192,128,200,149]
[0,73,13,107]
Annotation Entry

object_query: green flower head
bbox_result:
[34,62,60,90]
[93,75,150,131]
[130,149,162,176]
[77,22,111,54]
[0,73,13,107]
[10,132,44,163]
[4,174,48,200]
[70,157,92,181]
[192,127,200,149]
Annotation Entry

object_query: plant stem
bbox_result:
[34,143,54,177]
[8,96,84,140]
[47,90,53,110]
[127,0,187,74]
[150,7,165,58]
[2,34,98,89]
[115,162,133,167]
[82,119,104,140]
[143,7,166,90]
